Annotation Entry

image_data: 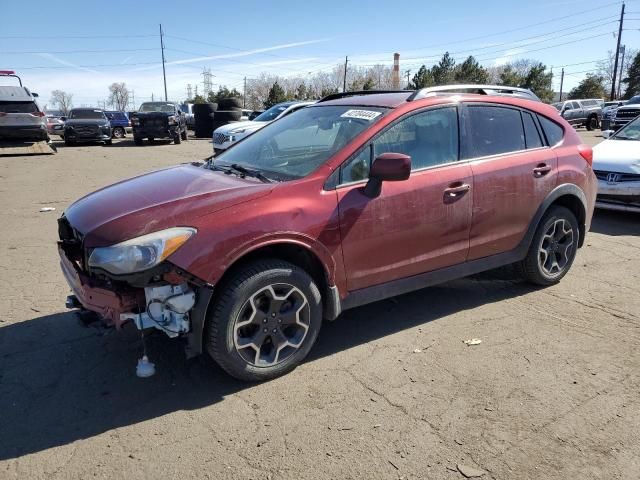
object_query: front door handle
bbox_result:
[533,164,552,178]
[443,183,470,203]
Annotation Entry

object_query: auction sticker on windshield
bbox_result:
[340,109,382,121]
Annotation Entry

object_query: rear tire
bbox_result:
[206,259,323,381]
[173,131,182,144]
[112,127,125,138]
[64,138,75,146]
[586,115,598,131]
[517,206,579,286]
[181,128,188,141]
[134,136,143,146]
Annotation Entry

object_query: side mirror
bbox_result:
[32,92,39,97]
[60,117,67,121]
[364,153,411,198]
[602,130,613,139]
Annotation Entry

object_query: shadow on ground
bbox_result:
[0,274,533,460]
[590,209,640,236]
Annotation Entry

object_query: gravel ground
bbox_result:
[1,131,638,480]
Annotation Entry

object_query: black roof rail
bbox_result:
[318,90,411,103]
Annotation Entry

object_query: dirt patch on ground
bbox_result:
[1,132,638,479]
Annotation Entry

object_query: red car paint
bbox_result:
[60,92,597,328]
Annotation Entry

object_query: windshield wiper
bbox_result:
[613,135,636,140]
[229,163,272,183]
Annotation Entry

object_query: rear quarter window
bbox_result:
[537,115,564,146]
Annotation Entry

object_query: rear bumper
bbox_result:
[0,125,48,141]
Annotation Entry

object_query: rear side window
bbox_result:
[465,106,525,158]
[0,101,38,113]
[522,112,543,149]
[537,115,564,146]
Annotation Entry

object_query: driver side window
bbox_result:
[339,107,459,185]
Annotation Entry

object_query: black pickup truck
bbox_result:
[130,102,188,145]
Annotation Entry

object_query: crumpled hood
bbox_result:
[593,140,640,174]
[215,120,269,135]
[64,164,272,247]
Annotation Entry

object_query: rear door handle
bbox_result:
[443,183,470,203]
[533,164,552,178]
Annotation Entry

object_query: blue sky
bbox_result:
[1,0,638,107]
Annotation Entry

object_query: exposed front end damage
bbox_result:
[58,216,211,356]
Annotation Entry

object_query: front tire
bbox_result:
[134,136,143,146]
[206,259,323,381]
[174,131,182,144]
[181,128,188,141]
[517,206,579,286]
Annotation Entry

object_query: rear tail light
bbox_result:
[0,112,6,117]
[577,144,593,166]
[30,111,45,117]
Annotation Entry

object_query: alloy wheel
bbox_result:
[538,219,574,276]
[233,283,310,367]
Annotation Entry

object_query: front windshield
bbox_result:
[253,104,290,122]
[612,116,640,140]
[69,109,106,119]
[139,102,175,113]
[627,96,640,105]
[215,105,387,180]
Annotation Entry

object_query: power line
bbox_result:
[2,48,157,54]
[0,34,157,39]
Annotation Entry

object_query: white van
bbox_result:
[0,71,47,141]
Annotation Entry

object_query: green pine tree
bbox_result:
[623,52,640,99]
[264,81,287,108]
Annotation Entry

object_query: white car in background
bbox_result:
[593,116,640,213]
[212,100,314,153]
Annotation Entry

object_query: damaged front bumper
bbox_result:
[58,243,212,356]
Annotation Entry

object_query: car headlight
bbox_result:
[88,227,196,275]
[230,128,247,134]
[168,115,177,125]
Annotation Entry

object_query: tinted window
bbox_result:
[537,115,564,146]
[465,106,525,158]
[0,101,38,113]
[373,107,458,170]
[571,102,581,109]
[522,112,543,149]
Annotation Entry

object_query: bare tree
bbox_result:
[597,49,638,97]
[108,82,130,111]
[50,90,73,115]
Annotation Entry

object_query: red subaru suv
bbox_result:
[58,87,597,381]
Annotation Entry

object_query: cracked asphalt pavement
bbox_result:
[1,132,638,479]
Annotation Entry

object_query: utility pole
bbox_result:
[405,70,411,88]
[151,92,154,102]
[243,76,247,107]
[130,90,135,110]
[610,2,625,100]
[559,68,565,102]
[159,24,168,101]
[617,45,626,99]
[342,56,348,92]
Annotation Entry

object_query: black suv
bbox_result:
[63,108,112,146]
[130,102,188,145]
